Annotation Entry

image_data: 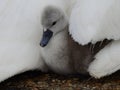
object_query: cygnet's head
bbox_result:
[40,6,68,47]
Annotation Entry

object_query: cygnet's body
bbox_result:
[41,29,93,74]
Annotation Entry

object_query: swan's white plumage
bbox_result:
[0,0,70,82]
[69,0,120,78]
[70,0,120,45]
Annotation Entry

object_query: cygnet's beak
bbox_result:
[40,29,53,47]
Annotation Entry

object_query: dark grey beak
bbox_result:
[40,29,53,47]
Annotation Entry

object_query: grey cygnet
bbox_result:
[40,6,93,75]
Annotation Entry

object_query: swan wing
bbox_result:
[69,0,120,45]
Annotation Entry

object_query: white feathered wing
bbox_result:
[69,0,120,45]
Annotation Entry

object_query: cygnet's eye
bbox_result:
[52,21,57,26]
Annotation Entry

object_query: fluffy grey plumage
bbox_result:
[40,6,93,75]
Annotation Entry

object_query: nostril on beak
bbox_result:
[40,42,46,47]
